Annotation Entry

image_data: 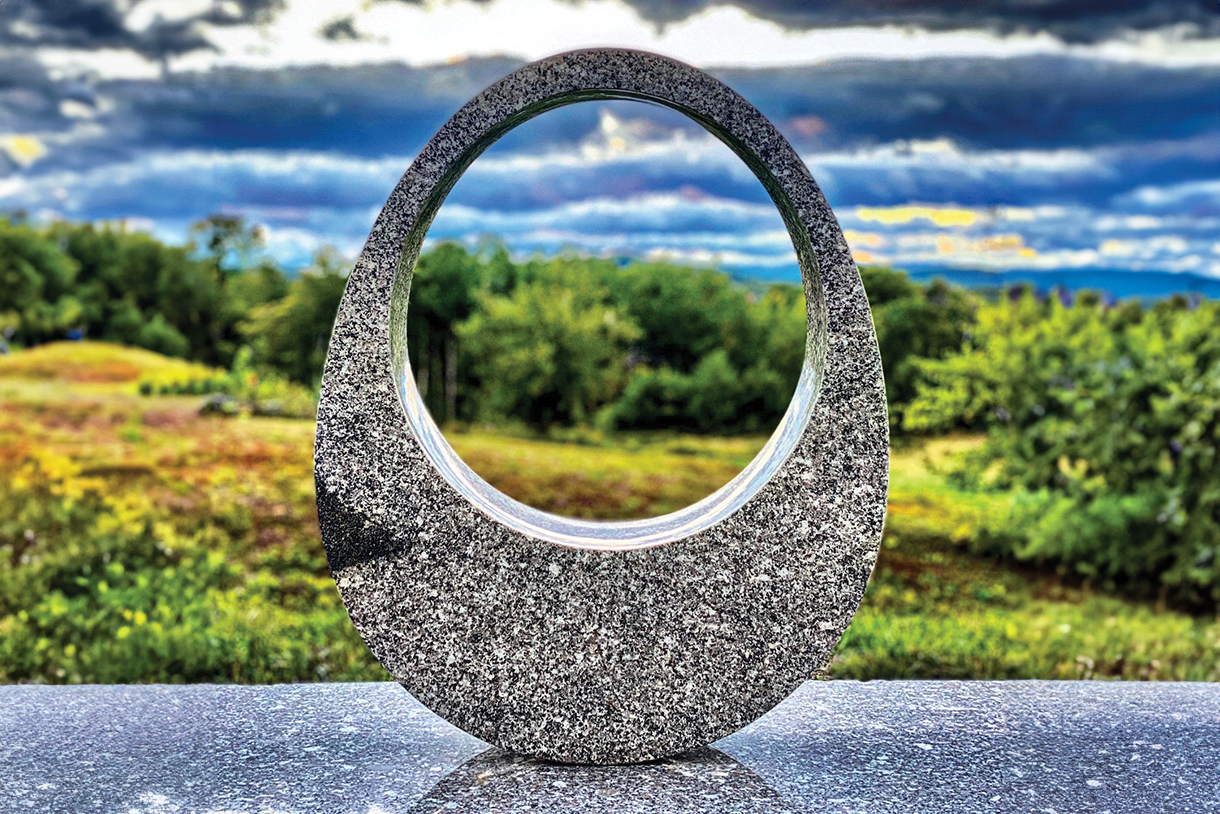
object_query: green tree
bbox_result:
[50,222,226,361]
[601,261,755,373]
[240,248,348,386]
[0,219,80,345]
[860,266,976,432]
[189,215,266,281]
[187,215,277,363]
[458,263,641,430]
[407,243,486,423]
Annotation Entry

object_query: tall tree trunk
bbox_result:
[430,335,443,420]
[444,331,458,424]
[416,325,430,400]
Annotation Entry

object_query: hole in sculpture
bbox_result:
[411,100,806,521]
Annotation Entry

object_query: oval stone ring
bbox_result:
[315,48,889,764]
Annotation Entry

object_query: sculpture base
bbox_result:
[2,681,1216,812]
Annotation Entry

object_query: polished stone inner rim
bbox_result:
[389,90,828,550]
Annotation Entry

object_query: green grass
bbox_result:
[0,340,216,386]
[1,342,1217,684]
[446,428,766,519]
[842,535,1220,681]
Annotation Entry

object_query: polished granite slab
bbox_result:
[1,680,1217,813]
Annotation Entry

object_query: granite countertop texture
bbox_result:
[1,680,1217,813]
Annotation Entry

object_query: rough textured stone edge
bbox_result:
[314,48,889,764]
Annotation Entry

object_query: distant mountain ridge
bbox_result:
[902,268,1220,302]
[733,265,1220,301]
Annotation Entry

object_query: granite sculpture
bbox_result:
[314,48,889,764]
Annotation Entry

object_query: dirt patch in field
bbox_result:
[3,357,143,383]
[141,408,198,431]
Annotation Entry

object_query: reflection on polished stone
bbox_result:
[410,747,796,813]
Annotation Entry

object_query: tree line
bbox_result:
[1,215,345,383]
[0,216,973,436]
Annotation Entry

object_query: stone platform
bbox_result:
[1,681,1216,813]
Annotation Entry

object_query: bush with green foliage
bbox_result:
[458,259,642,429]
[598,283,806,434]
[138,347,317,419]
[908,293,1220,607]
[859,266,977,433]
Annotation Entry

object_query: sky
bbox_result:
[1,0,1218,284]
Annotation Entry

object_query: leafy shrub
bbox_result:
[859,267,976,433]
[598,285,805,434]
[458,267,642,430]
[598,350,793,434]
[908,293,1220,607]
[138,347,317,419]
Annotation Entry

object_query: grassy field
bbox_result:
[1,342,1217,684]
[446,428,767,519]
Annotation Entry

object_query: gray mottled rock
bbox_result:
[2,682,1218,813]
[314,48,889,763]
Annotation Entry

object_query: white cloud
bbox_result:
[124,0,215,33]
[0,149,409,214]
[1119,178,1220,210]
[430,191,786,237]
[641,245,795,268]
[471,109,752,179]
[820,137,1102,172]
[35,47,164,82]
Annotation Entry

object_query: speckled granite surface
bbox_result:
[315,48,888,763]
[2,681,1217,813]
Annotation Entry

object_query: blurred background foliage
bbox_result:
[1,215,1218,684]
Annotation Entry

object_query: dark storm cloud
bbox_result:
[0,55,69,134]
[127,57,525,156]
[318,16,363,42]
[17,53,1209,187]
[0,0,283,59]
[0,1,204,59]
[721,57,1220,153]
[607,0,1220,42]
[0,57,522,177]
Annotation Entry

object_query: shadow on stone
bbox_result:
[408,746,797,813]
